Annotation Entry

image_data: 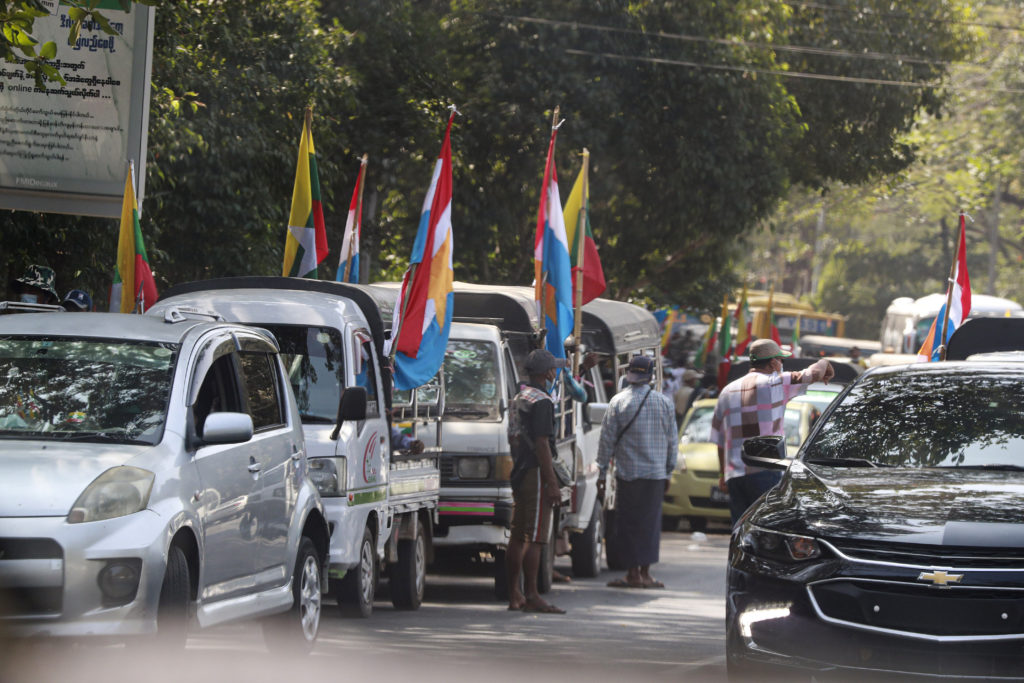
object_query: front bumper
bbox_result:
[728,541,1024,680]
[1,511,168,638]
[663,468,729,519]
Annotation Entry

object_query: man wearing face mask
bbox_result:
[9,265,59,307]
[505,348,568,614]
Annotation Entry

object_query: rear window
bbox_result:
[803,368,1024,468]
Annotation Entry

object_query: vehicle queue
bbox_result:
[0,277,662,652]
[5,279,1024,681]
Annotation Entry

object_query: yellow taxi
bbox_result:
[663,398,727,532]
[664,384,841,531]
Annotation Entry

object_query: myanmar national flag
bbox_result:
[562,150,605,306]
[283,111,328,278]
[732,284,752,358]
[390,112,456,391]
[110,167,158,313]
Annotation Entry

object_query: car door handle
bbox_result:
[291,446,302,461]
[247,458,262,473]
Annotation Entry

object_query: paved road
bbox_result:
[2,526,732,683]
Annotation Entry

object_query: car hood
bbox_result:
[753,462,1024,548]
[0,442,142,517]
[679,442,719,470]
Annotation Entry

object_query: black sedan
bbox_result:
[726,360,1024,680]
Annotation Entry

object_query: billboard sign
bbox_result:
[0,0,154,218]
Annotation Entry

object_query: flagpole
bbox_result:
[571,148,589,376]
[937,212,964,361]
[343,155,368,283]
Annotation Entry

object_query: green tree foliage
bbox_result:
[2,0,980,311]
[750,3,1023,341]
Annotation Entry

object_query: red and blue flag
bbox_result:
[533,124,573,365]
[918,213,972,362]
[391,113,456,390]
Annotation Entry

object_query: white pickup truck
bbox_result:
[150,277,440,616]
[373,282,662,596]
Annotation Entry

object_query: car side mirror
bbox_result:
[201,412,254,445]
[331,386,367,440]
[498,397,507,418]
[741,435,789,470]
[585,402,609,425]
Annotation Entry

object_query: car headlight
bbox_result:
[456,456,490,479]
[309,457,346,497]
[67,466,154,524]
[740,525,821,562]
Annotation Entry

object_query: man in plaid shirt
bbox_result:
[711,339,833,525]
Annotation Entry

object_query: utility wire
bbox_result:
[507,13,950,67]
[784,1,1024,34]
[563,47,1024,94]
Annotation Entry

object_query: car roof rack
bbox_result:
[162,306,223,324]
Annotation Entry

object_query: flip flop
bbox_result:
[522,603,566,614]
[643,580,666,589]
[552,572,572,584]
[507,604,524,611]
[607,578,645,589]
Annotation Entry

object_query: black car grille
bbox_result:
[828,538,1024,569]
[0,538,63,617]
[811,579,1024,637]
[439,455,455,479]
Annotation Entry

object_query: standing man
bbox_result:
[597,355,678,589]
[712,339,833,526]
[673,368,704,427]
[506,349,567,614]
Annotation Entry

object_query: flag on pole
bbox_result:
[283,109,328,278]
[659,308,678,355]
[732,285,752,358]
[533,118,573,364]
[562,151,605,306]
[694,314,718,369]
[766,286,782,345]
[716,295,732,389]
[918,213,972,362]
[337,155,367,283]
[390,111,456,391]
[110,164,158,314]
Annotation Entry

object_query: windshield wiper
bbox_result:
[444,408,491,419]
[935,464,1024,472]
[61,432,149,444]
[804,457,893,468]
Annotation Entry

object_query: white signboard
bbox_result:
[0,0,153,218]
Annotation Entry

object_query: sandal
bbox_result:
[607,577,645,589]
[521,603,566,614]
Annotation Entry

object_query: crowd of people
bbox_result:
[5,263,93,312]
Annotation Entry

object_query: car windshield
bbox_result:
[0,337,176,445]
[680,405,714,443]
[803,368,1024,468]
[266,325,345,423]
[784,405,804,448]
[397,340,502,422]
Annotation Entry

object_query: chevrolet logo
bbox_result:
[917,570,963,587]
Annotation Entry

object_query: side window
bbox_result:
[239,352,285,431]
[354,340,380,418]
[193,355,241,436]
[503,346,519,399]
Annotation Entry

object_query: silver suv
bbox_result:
[0,309,328,652]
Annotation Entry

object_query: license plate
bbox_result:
[710,486,729,503]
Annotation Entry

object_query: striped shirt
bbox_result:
[597,383,678,481]
[711,360,827,480]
